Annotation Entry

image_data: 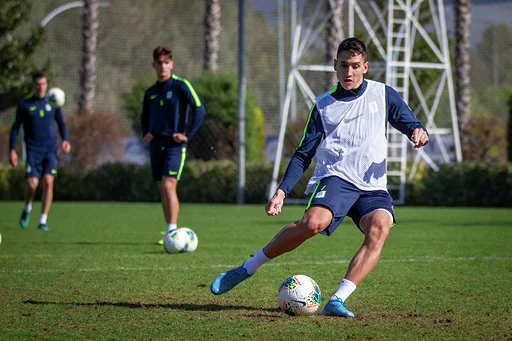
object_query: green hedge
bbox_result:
[0,161,276,204]
[410,162,512,207]
[1,162,510,206]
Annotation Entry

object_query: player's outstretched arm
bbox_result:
[266,189,286,216]
[410,128,429,148]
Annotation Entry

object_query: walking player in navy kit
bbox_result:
[141,46,205,244]
[9,72,71,231]
[210,38,430,317]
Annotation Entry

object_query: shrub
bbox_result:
[4,160,509,207]
[120,75,154,136]
[411,162,512,207]
[188,72,266,162]
[0,165,10,200]
[65,110,129,169]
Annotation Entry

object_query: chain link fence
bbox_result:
[3,0,511,202]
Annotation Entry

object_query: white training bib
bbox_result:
[307,80,388,193]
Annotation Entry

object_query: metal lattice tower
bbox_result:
[270,0,462,204]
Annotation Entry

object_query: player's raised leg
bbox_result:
[210,207,331,295]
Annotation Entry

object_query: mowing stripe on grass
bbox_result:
[1,256,510,274]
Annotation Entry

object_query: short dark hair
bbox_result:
[153,46,173,61]
[337,37,368,61]
[31,72,46,83]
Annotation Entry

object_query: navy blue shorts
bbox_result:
[25,148,58,179]
[149,143,187,181]
[306,176,395,236]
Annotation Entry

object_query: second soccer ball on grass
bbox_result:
[162,227,198,253]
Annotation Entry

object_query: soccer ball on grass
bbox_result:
[162,227,198,253]
[178,227,198,252]
[278,274,321,316]
[47,87,66,108]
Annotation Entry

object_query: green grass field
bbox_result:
[0,201,511,340]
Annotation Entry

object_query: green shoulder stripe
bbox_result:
[314,83,338,103]
[297,102,317,148]
[296,85,336,148]
[329,83,338,94]
[172,74,202,107]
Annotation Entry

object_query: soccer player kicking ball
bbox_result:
[210,37,429,318]
[9,72,71,231]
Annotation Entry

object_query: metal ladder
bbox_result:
[385,0,412,205]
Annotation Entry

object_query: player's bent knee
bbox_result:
[298,219,328,237]
[301,206,332,236]
[366,223,390,246]
[26,179,38,192]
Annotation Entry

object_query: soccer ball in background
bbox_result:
[47,87,66,108]
[162,228,198,253]
[178,227,198,252]
[278,274,321,316]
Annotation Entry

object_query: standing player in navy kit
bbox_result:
[141,46,205,244]
[210,38,429,317]
[9,72,71,231]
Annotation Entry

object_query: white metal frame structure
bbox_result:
[269,0,462,204]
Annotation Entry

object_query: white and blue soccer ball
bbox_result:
[47,87,65,108]
[278,274,321,316]
[162,227,198,253]
[178,227,198,252]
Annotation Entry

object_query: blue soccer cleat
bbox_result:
[210,264,252,295]
[38,224,49,231]
[20,210,30,229]
[320,296,356,318]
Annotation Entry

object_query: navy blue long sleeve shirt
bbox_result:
[9,94,68,151]
[278,80,427,195]
[140,74,205,144]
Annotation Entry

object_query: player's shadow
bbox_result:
[23,299,278,313]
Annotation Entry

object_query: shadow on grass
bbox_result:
[23,299,279,313]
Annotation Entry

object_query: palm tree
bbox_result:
[454,0,472,154]
[78,0,99,113]
[325,0,343,89]
[204,0,221,71]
